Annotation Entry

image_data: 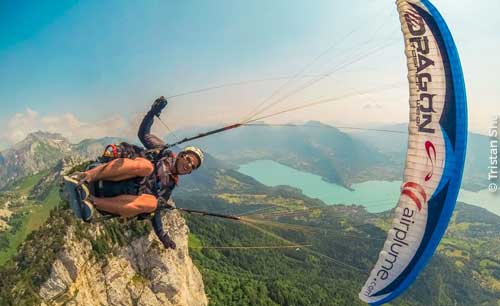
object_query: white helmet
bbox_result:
[182,146,204,169]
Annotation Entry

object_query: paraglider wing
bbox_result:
[359,0,467,305]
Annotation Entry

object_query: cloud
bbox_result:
[0,108,133,146]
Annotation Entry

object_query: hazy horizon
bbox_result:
[1,118,496,152]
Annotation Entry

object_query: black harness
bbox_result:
[87,142,175,203]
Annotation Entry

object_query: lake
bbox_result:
[238,160,499,216]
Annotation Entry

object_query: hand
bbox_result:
[151,96,168,116]
[159,233,176,249]
[70,172,92,184]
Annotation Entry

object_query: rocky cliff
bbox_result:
[37,209,207,306]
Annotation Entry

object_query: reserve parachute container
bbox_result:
[359,0,467,305]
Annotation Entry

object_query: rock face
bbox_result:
[0,132,208,306]
[70,137,130,161]
[0,131,73,189]
[0,132,128,190]
[38,210,207,306]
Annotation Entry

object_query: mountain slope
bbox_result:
[175,157,500,306]
[182,121,391,187]
[71,136,130,160]
[0,206,207,306]
[351,125,495,191]
[0,131,72,189]
[182,197,500,306]
[0,132,131,190]
[0,130,497,305]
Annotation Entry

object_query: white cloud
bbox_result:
[0,108,133,146]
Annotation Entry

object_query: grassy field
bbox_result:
[0,175,61,265]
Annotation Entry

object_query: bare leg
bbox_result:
[85,158,154,183]
[93,194,158,218]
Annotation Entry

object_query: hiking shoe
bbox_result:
[63,176,94,222]
[76,183,94,222]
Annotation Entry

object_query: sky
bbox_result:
[0,0,498,149]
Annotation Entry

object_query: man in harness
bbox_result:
[63,96,204,249]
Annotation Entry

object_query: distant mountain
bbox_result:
[179,153,269,194]
[181,121,393,188]
[351,124,493,191]
[0,131,72,189]
[462,133,495,191]
[350,123,407,153]
[0,133,130,190]
[1,122,491,194]
[71,136,130,160]
[452,202,500,238]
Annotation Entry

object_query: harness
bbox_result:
[92,142,178,198]
[86,142,240,222]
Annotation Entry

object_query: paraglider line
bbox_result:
[244,123,407,135]
[190,244,312,250]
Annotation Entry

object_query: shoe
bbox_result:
[63,176,94,222]
[76,184,94,222]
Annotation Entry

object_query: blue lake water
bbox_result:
[237,160,500,216]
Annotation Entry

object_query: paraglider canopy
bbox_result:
[359,0,467,305]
